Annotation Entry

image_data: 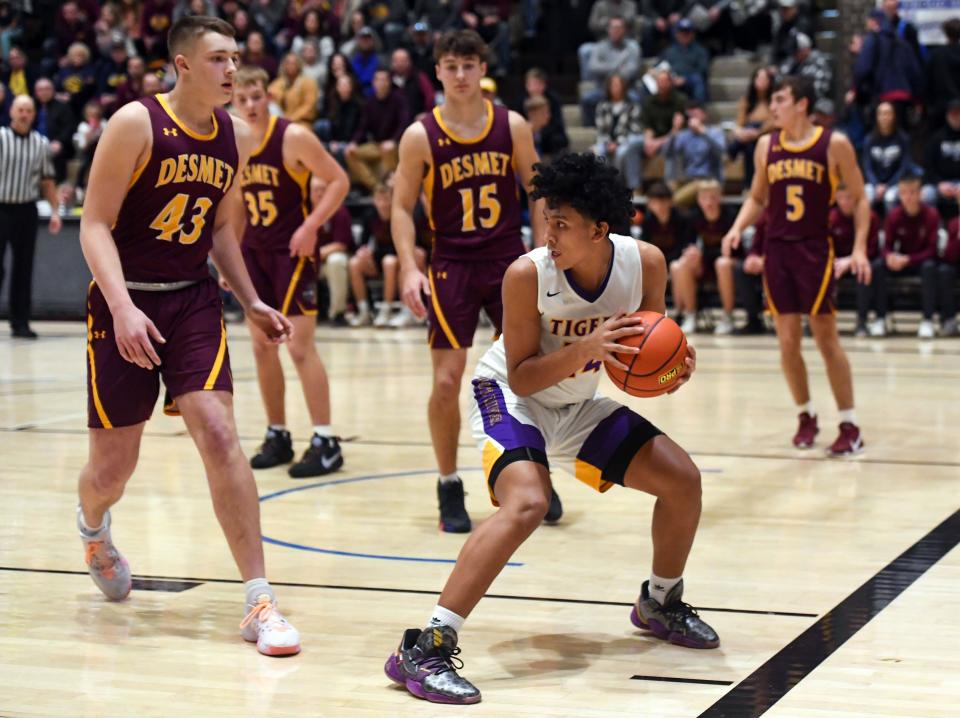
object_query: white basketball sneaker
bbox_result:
[240,594,301,656]
[78,507,132,601]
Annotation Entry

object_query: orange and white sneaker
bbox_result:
[77,508,132,601]
[240,594,301,657]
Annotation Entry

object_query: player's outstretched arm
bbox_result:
[831,131,872,284]
[509,110,545,247]
[723,134,771,257]
[79,102,166,369]
[286,124,350,258]
[392,122,431,318]
[504,258,645,397]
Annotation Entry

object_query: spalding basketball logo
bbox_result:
[658,363,684,385]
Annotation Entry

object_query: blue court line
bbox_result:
[258,468,522,566]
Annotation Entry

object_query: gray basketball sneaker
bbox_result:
[630,579,719,649]
[77,508,132,601]
[384,625,481,704]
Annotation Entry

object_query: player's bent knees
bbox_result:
[714,255,733,272]
[432,370,464,398]
[85,462,135,497]
[501,491,550,531]
[194,419,242,462]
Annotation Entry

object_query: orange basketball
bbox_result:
[604,311,688,398]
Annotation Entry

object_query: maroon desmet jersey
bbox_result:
[421,100,523,261]
[765,126,835,241]
[239,116,310,252]
[112,94,238,282]
[827,206,880,258]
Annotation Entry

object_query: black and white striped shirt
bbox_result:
[0,126,55,204]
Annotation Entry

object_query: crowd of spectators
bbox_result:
[0,0,957,336]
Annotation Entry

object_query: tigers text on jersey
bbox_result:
[112,94,238,282]
[421,100,524,261]
[475,233,644,409]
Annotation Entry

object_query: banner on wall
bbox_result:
[893,0,960,45]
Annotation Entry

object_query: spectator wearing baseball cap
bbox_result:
[662,18,710,104]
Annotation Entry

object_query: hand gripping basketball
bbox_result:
[604,311,692,397]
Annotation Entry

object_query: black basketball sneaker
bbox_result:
[543,488,563,524]
[437,478,471,533]
[250,428,295,469]
[288,434,344,478]
[384,625,481,704]
[630,579,720,649]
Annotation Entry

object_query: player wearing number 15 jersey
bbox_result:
[77,16,300,657]
[392,30,560,533]
[232,66,350,479]
[723,75,873,456]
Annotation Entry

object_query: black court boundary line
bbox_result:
[632,675,733,686]
[0,566,815,618]
[3,425,960,470]
[699,508,960,718]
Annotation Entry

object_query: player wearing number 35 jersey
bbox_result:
[392,30,561,533]
[77,16,300,657]
[232,66,350,479]
[723,75,872,456]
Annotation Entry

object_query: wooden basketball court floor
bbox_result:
[1,320,958,717]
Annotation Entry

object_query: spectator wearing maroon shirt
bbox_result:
[141,0,175,59]
[733,212,767,335]
[640,180,695,265]
[940,218,960,336]
[56,1,97,58]
[113,55,147,112]
[242,31,279,79]
[345,69,409,191]
[871,175,940,338]
[830,184,881,337]
[311,176,356,326]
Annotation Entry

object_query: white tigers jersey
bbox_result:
[474,233,644,409]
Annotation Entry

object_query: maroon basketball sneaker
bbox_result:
[828,422,863,456]
[793,412,819,449]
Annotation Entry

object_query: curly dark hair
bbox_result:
[530,153,633,234]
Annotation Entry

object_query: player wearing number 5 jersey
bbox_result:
[723,76,872,456]
[232,66,350,479]
[392,30,561,533]
[77,16,301,657]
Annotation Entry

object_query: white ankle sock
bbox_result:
[357,300,369,313]
[244,578,275,606]
[798,401,815,417]
[438,473,460,485]
[313,425,333,437]
[268,424,285,432]
[77,506,105,536]
[428,605,465,634]
[838,408,857,424]
[648,573,682,605]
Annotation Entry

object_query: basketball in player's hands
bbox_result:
[604,311,688,397]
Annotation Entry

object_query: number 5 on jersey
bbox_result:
[459,183,501,232]
[149,193,213,245]
[786,184,805,222]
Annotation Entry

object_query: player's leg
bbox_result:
[624,435,719,648]
[389,248,427,328]
[671,249,701,333]
[77,424,144,600]
[243,248,293,469]
[176,390,300,655]
[286,313,343,478]
[713,254,736,334]
[809,312,863,455]
[775,312,819,447]
[385,378,551,704]
[348,246,377,326]
[322,251,350,322]
[430,347,471,531]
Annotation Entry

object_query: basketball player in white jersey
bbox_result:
[384,153,718,705]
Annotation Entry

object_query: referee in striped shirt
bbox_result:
[1,95,62,339]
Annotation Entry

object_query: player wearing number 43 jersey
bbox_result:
[77,16,300,656]
[231,66,350,478]
[723,75,872,456]
[392,30,562,533]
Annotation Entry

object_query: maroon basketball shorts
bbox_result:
[763,236,836,316]
[242,245,318,317]
[427,255,514,349]
[86,278,232,429]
